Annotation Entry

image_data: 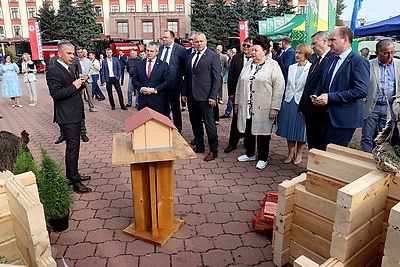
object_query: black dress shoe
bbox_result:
[73,182,92,193]
[204,152,218,161]
[55,135,65,144]
[111,107,116,110]
[81,135,89,142]
[219,114,230,119]
[98,98,106,101]
[191,139,201,146]
[193,145,205,153]
[224,144,237,153]
[126,104,132,107]
[79,175,91,181]
[121,106,128,110]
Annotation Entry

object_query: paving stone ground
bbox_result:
[0,74,360,266]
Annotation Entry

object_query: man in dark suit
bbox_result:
[101,48,127,110]
[269,40,288,82]
[46,40,92,193]
[158,30,186,132]
[298,31,333,150]
[117,50,127,86]
[182,32,221,161]
[280,37,296,71]
[132,42,170,115]
[126,48,141,107]
[312,27,370,150]
[224,37,253,153]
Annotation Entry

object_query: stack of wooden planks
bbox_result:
[273,144,399,267]
[0,171,56,267]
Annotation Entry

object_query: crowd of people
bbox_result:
[4,26,395,192]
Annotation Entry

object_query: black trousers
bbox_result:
[305,115,323,150]
[244,118,271,161]
[59,122,81,185]
[188,98,218,152]
[106,77,125,108]
[167,92,182,132]
[228,112,241,146]
[138,104,168,116]
[321,113,355,151]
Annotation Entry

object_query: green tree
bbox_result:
[271,0,295,16]
[12,143,39,177]
[190,0,211,34]
[229,0,246,37]
[55,0,79,41]
[245,0,269,36]
[336,0,346,26]
[76,0,102,49]
[207,0,230,47]
[36,0,57,40]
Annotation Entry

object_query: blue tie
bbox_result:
[319,55,340,95]
[163,46,170,62]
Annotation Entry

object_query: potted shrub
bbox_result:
[36,147,74,232]
[13,143,39,176]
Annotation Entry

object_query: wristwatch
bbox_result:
[154,89,158,94]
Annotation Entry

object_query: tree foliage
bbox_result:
[271,0,295,17]
[229,0,246,37]
[336,0,346,26]
[36,0,101,48]
[245,0,269,37]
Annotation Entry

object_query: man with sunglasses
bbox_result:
[361,39,400,152]
[224,38,253,153]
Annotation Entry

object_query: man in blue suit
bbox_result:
[101,48,127,110]
[182,32,221,162]
[312,27,370,150]
[157,30,186,132]
[280,37,296,71]
[132,42,170,115]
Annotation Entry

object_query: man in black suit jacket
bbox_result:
[182,32,221,161]
[46,41,92,193]
[117,50,127,85]
[132,42,170,115]
[224,37,253,153]
[158,30,186,132]
[298,31,333,150]
[280,37,296,71]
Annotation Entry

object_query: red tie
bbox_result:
[310,56,321,78]
[147,60,152,78]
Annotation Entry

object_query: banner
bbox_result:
[266,18,274,33]
[239,21,248,45]
[273,16,286,30]
[305,0,319,44]
[258,21,267,35]
[28,22,43,60]
[328,0,337,33]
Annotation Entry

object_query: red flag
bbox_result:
[28,22,43,60]
[239,21,248,45]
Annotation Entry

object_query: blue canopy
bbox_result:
[354,15,400,36]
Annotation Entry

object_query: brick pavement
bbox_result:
[1,74,310,266]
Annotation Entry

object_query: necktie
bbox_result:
[321,55,340,94]
[310,56,321,78]
[147,60,152,78]
[68,66,74,78]
[193,52,201,69]
[246,56,251,61]
[163,46,170,62]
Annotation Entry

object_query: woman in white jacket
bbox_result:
[21,53,37,106]
[276,43,312,165]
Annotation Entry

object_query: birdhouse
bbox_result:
[125,107,177,153]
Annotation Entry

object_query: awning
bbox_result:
[265,14,306,36]
[354,15,400,36]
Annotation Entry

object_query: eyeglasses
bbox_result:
[242,44,252,48]
[378,50,396,56]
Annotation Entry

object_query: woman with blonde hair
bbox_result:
[1,54,22,107]
[276,43,312,165]
[22,53,37,106]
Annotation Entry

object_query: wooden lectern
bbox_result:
[112,130,196,246]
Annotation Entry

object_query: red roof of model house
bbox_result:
[125,107,177,133]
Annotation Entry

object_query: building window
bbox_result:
[143,21,153,33]
[127,5,135,12]
[110,5,119,13]
[0,8,3,19]
[0,26,4,36]
[143,4,152,12]
[97,23,103,33]
[160,4,168,12]
[175,4,184,12]
[10,7,20,19]
[95,5,102,17]
[13,25,22,36]
[167,21,178,33]
[297,5,306,14]
[27,7,36,19]
[117,22,128,33]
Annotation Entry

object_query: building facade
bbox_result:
[0,0,309,41]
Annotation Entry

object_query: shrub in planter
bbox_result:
[12,142,39,176]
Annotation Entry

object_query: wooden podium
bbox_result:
[112,130,196,246]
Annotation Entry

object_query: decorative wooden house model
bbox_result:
[126,107,177,153]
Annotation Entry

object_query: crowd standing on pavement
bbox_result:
[2,26,396,193]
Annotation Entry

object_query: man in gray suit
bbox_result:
[182,32,221,161]
[361,39,400,152]
[77,47,97,112]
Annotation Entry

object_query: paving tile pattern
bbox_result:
[0,74,359,266]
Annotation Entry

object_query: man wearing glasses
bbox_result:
[224,37,253,153]
[361,39,400,152]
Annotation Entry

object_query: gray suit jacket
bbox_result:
[364,58,400,119]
